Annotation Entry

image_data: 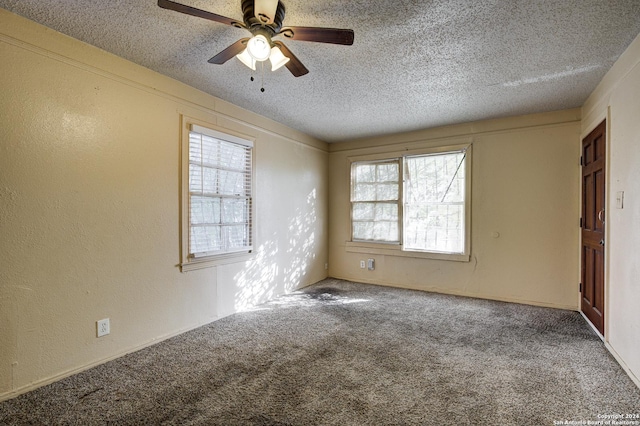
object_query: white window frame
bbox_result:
[179,116,255,271]
[346,143,472,262]
[350,158,401,244]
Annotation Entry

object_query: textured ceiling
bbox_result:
[1,1,640,142]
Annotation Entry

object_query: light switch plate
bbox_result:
[616,191,624,209]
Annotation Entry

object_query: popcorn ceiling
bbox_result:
[1,0,639,142]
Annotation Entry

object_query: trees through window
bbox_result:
[350,146,470,257]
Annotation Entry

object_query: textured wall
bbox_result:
[0,9,328,399]
[328,110,581,310]
[582,32,640,387]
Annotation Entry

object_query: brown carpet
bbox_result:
[1,278,639,425]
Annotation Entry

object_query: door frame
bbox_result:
[579,109,610,340]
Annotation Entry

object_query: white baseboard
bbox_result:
[577,311,639,390]
[329,274,579,311]
[605,342,640,390]
[0,318,220,403]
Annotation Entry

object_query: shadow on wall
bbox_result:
[232,189,319,311]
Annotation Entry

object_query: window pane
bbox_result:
[373,221,398,242]
[352,220,399,242]
[375,203,397,221]
[404,152,466,254]
[190,225,222,254]
[352,203,375,220]
[406,153,465,203]
[225,225,248,249]
[376,163,398,181]
[201,135,219,167]
[404,201,464,252]
[222,198,248,224]
[376,184,398,201]
[202,167,218,194]
[219,143,248,171]
[353,183,376,202]
[219,170,246,196]
[353,222,373,241]
[191,196,221,225]
[355,164,376,182]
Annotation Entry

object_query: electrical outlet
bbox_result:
[367,258,375,271]
[360,260,365,269]
[97,318,110,337]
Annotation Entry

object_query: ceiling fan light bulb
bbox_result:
[236,49,256,70]
[247,34,271,61]
[269,46,290,71]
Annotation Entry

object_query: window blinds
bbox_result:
[188,125,253,257]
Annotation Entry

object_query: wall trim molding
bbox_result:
[329,109,581,153]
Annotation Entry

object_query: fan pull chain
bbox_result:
[247,63,265,92]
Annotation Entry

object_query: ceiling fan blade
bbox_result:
[279,26,354,45]
[158,0,243,28]
[208,38,249,64]
[253,0,279,25]
[273,42,308,77]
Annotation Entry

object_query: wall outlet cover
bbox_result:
[97,318,110,337]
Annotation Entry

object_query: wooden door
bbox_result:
[581,120,606,335]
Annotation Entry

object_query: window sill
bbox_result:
[180,251,254,272]
[345,241,470,262]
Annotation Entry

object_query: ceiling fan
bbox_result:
[158,0,355,78]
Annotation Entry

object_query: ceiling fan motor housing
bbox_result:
[241,0,285,36]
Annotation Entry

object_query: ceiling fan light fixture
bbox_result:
[247,34,271,61]
[236,48,256,70]
[269,46,290,71]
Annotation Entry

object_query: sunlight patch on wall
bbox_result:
[283,189,318,293]
[232,188,322,312]
[232,240,280,313]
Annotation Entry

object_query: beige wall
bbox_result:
[328,110,581,310]
[0,9,328,400]
[582,32,640,387]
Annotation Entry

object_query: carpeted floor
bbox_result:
[1,278,639,425]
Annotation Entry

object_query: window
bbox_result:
[180,120,254,271]
[351,160,400,243]
[349,144,471,261]
[404,151,466,253]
